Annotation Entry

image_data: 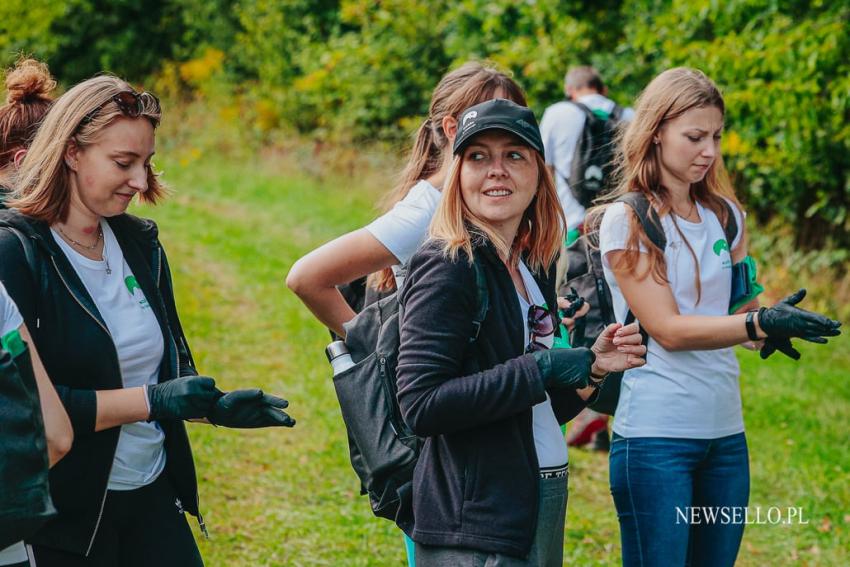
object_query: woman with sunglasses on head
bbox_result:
[395,98,647,566]
[595,68,841,567]
[0,75,295,566]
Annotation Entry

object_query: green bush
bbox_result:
[1,0,848,246]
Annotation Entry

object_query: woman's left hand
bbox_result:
[591,323,647,375]
[209,389,296,428]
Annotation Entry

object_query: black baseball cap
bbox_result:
[453,98,544,156]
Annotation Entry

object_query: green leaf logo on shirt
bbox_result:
[125,276,141,295]
[125,275,150,308]
[713,239,730,256]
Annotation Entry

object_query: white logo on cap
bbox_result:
[462,110,478,129]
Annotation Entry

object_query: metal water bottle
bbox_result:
[326,340,355,375]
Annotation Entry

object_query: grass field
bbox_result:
[136,152,848,566]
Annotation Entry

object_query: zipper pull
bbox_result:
[175,497,185,514]
[198,513,210,539]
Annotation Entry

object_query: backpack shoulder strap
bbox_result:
[609,104,624,121]
[2,226,37,273]
[567,100,595,121]
[469,256,490,343]
[720,199,739,246]
[615,192,667,251]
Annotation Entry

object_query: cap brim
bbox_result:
[454,124,543,155]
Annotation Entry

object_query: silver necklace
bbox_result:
[674,199,697,220]
[57,225,102,250]
[57,225,111,274]
[102,234,112,275]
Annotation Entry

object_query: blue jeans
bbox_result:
[609,432,749,567]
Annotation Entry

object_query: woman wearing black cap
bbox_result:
[395,99,647,565]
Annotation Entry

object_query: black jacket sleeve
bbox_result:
[396,245,547,437]
[158,244,198,378]
[0,229,98,435]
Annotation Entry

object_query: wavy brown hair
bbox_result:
[371,61,527,291]
[430,150,564,273]
[0,57,56,170]
[9,75,164,223]
[588,67,742,301]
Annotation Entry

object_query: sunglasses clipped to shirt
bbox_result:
[525,304,557,354]
[79,90,161,128]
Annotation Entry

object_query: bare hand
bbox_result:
[591,323,647,375]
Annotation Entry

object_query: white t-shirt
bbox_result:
[52,221,166,490]
[365,179,441,288]
[599,200,745,439]
[540,93,634,231]
[0,282,27,565]
[516,261,569,468]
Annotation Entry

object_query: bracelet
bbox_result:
[745,310,760,341]
[589,368,608,387]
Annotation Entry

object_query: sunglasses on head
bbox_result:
[79,90,161,128]
[525,304,556,354]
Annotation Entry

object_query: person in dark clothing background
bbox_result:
[396,98,647,566]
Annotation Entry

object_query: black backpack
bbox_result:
[566,102,624,208]
[560,193,738,414]
[332,257,488,534]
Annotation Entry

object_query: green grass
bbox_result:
[136,154,849,566]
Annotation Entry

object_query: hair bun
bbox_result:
[5,58,56,105]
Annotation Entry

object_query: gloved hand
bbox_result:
[531,347,594,390]
[760,337,801,360]
[758,289,840,360]
[757,289,841,340]
[209,389,295,428]
[147,376,222,421]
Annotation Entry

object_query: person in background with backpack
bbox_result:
[540,65,634,240]
[541,65,635,451]
[595,67,841,567]
[0,74,295,566]
[396,98,647,566]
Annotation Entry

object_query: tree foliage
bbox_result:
[1,0,848,244]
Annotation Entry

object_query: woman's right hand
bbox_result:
[146,376,223,421]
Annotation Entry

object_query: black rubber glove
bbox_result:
[209,389,295,428]
[757,289,841,340]
[531,347,594,390]
[147,376,222,421]
[760,337,801,361]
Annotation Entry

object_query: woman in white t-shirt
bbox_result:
[596,68,841,567]
[286,62,530,566]
[0,75,295,566]
[0,282,72,567]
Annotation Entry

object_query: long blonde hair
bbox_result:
[430,150,564,273]
[372,61,527,291]
[8,75,164,223]
[590,67,741,301]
